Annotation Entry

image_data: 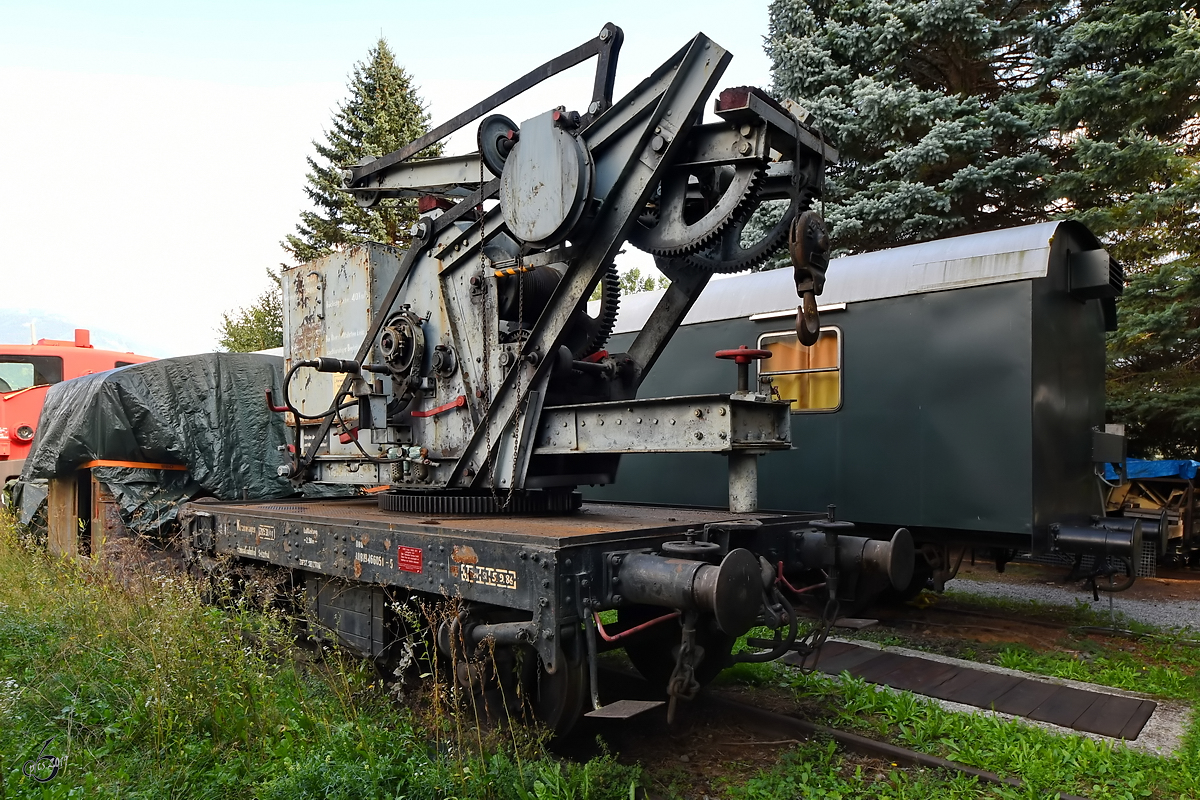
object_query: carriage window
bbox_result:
[0,356,64,392]
[757,328,841,412]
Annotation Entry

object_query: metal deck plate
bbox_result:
[584,699,665,719]
[791,642,1158,740]
[199,498,783,545]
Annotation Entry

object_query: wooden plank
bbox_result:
[90,476,129,560]
[816,647,890,676]
[1117,700,1158,741]
[849,653,910,683]
[783,642,867,671]
[781,640,853,669]
[1071,694,1144,738]
[905,661,964,694]
[1027,687,1102,728]
[812,641,858,662]
[47,475,78,558]
[935,671,1023,707]
[874,657,960,694]
[991,680,1061,717]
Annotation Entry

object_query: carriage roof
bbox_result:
[609,220,1086,335]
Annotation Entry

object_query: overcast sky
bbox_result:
[0,1,774,356]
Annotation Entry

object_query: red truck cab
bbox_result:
[0,329,155,488]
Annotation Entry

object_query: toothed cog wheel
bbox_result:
[685,185,820,274]
[628,164,763,257]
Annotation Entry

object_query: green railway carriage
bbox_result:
[588,221,1124,582]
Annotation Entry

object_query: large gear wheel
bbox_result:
[628,164,762,257]
[685,185,818,274]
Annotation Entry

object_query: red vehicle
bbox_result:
[0,329,155,489]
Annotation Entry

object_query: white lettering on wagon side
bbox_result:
[354,551,385,568]
[456,563,518,590]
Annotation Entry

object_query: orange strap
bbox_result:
[362,485,391,494]
[80,459,188,471]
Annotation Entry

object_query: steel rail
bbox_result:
[701,695,1092,800]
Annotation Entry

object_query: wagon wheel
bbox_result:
[523,645,587,735]
[617,606,735,691]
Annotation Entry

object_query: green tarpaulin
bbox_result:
[18,353,295,533]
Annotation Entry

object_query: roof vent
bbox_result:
[1068,249,1123,300]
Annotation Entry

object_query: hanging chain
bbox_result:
[502,262,526,511]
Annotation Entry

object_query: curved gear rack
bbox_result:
[578,262,622,358]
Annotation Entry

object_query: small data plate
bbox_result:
[584,699,665,719]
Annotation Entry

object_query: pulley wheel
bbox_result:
[477,114,518,178]
[500,110,592,248]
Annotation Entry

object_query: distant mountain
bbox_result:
[0,308,168,356]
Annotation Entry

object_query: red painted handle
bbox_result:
[410,395,467,418]
[265,389,289,413]
[714,345,772,364]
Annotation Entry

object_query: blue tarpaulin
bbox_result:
[1104,459,1200,482]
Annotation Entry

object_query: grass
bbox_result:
[0,512,639,799]
[710,587,1200,800]
[769,669,1200,799]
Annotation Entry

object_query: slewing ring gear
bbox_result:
[627,163,763,258]
[377,490,583,515]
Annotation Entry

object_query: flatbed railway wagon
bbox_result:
[589,221,1144,593]
[179,25,915,734]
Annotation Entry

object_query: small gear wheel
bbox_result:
[685,184,819,274]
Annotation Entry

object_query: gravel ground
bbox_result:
[949,577,1200,632]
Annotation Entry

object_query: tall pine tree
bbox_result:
[284,39,436,263]
[767,0,1200,456]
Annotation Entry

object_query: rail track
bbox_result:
[556,664,1097,800]
[700,695,1092,800]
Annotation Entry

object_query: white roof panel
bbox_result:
[607,221,1063,334]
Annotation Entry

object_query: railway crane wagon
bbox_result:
[589,221,1141,593]
[180,25,916,734]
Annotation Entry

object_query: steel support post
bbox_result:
[728,451,758,513]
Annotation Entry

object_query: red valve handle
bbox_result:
[714,345,772,364]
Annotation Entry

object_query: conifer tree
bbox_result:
[284,39,435,263]
[217,270,283,352]
[767,0,1200,456]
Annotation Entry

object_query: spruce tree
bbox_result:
[766,0,1062,254]
[767,0,1200,457]
[284,39,436,263]
[1054,0,1200,458]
